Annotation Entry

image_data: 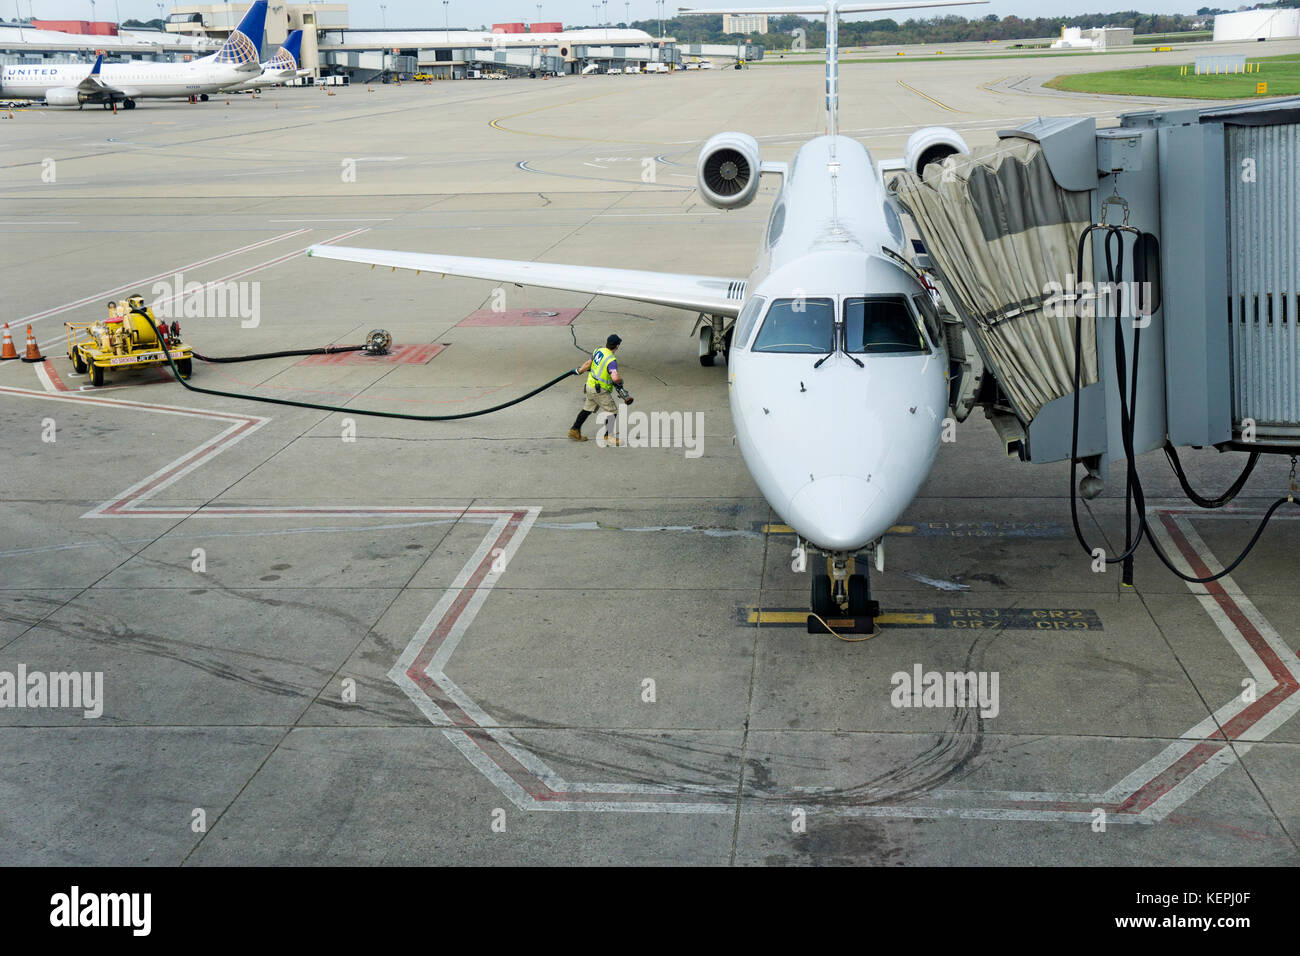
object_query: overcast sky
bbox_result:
[19,1,1216,30]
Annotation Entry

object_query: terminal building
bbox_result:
[161,4,743,79]
[1,5,761,79]
[0,19,217,61]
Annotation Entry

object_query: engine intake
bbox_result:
[904,126,970,177]
[697,132,761,209]
[45,88,80,107]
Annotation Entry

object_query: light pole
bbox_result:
[624,1,629,27]
[536,3,541,28]
[442,0,448,31]
[379,3,385,28]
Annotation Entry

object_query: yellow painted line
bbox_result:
[748,610,934,625]
[761,523,912,535]
[489,90,656,145]
[896,79,964,113]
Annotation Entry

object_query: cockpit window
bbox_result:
[844,296,928,354]
[732,295,766,351]
[912,293,942,347]
[750,297,834,354]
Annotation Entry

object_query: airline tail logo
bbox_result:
[215,0,267,66]
[267,31,302,71]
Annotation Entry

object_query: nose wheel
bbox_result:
[807,554,880,636]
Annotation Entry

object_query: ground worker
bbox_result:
[569,333,631,444]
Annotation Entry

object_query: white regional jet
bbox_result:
[308,0,984,630]
[0,0,267,110]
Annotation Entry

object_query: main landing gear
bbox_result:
[695,313,732,367]
[807,549,880,637]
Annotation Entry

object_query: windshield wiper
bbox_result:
[814,319,864,369]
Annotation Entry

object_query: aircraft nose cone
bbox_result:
[786,475,881,551]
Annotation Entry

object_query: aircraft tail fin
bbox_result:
[678,1,986,138]
[268,29,303,71]
[215,0,268,70]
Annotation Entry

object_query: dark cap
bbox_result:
[606,334,622,348]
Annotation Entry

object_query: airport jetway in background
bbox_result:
[457,47,564,74]
[891,98,1300,482]
[678,42,763,62]
[572,44,679,69]
[320,49,414,81]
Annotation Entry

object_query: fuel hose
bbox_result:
[134,310,579,422]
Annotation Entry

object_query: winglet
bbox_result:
[90,54,103,75]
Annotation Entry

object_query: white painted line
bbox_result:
[18,229,309,330]
[33,361,58,393]
[4,382,1292,822]
[38,226,369,349]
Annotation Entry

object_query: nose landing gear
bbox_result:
[807,551,880,637]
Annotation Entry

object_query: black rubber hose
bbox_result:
[1067,228,1297,584]
[192,345,364,363]
[133,309,579,422]
[1069,223,1143,565]
[1163,442,1260,509]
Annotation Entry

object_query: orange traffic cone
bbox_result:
[0,323,17,360]
[20,324,43,363]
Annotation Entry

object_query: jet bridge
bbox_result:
[890,97,1300,478]
[455,48,565,75]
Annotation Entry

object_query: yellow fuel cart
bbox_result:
[67,296,192,387]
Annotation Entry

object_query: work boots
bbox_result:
[567,428,587,442]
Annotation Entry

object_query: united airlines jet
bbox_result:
[0,0,267,110]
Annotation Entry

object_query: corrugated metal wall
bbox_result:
[1225,122,1300,435]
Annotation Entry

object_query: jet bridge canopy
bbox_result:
[890,137,1096,423]
[889,98,1300,468]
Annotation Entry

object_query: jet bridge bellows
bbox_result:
[890,98,1300,466]
[890,137,1096,424]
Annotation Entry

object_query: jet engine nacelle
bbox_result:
[44,88,80,107]
[903,126,969,177]
[697,132,761,209]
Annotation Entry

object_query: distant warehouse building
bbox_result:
[1051,26,1133,50]
[1213,9,1300,42]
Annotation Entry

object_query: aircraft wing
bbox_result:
[75,56,112,97]
[307,244,747,317]
[73,57,139,103]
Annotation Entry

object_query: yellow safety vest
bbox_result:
[587,347,616,390]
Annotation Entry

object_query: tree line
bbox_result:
[612,11,1248,50]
